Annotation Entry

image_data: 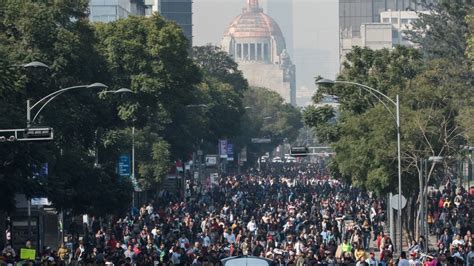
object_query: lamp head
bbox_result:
[23,61,50,69]
[88,83,108,90]
[185,104,208,108]
[315,78,336,85]
[113,88,134,94]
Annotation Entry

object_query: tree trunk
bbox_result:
[403,197,414,245]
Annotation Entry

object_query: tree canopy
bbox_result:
[0,0,303,226]
[305,1,473,195]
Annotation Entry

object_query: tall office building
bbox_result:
[89,0,146,23]
[158,0,193,45]
[339,0,434,63]
[262,0,294,58]
[339,0,430,39]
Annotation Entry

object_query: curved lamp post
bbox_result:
[316,78,403,252]
[27,84,132,127]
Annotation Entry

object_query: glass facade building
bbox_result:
[89,0,145,23]
[339,0,433,38]
[159,0,193,44]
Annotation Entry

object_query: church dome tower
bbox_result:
[222,0,287,64]
[221,0,296,106]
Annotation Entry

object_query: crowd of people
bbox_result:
[1,160,473,265]
[428,180,474,265]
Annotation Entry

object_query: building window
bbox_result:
[236,44,242,59]
[263,43,269,62]
[250,43,256,60]
[392,18,398,24]
[392,30,399,39]
[383,18,390,23]
[401,18,409,24]
[243,44,249,60]
[257,43,262,60]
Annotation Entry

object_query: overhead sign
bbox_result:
[290,146,309,157]
[31,197,51,206]
[118,154,130,176]
[251,138,271,144]
[219,140,228,159]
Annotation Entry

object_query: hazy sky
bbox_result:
[193,0,339,91]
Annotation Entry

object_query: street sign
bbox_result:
[251,138,271,144]
[290,146,309,157]
[118,154,130,176]
[0,127,54,142]
[31,197,51,206]
[205,155,218,166]
[219,140,228,159]
[390,194,407,210]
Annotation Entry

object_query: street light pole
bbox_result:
[316,78,403,252]
[132,124,135,208]
[396,95,402,252]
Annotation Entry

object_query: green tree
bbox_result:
[0,0,115,210]
[241,87,303,159]
[0,0,135,249]
[407,0,472,63]
[192,45,249,147]
[307,46,424,193]
[94,14,202,187]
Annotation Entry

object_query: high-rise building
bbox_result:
[262,0,294,58]
[221,0,296,105]
[339,0,430,39]
[339,0,433,63]
[89,0,146,23]
[158,0,193,45]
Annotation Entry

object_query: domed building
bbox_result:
[222,0,296,105]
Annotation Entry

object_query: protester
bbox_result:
[5,159,471,265]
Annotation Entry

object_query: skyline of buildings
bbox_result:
[339,0,432,39]
[89,1,442,107]
[339,0,432,63]
[89,0,193,44]
[158,0,193,44]
[88,0,146,23]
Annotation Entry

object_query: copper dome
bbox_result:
[224,0,284,39]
